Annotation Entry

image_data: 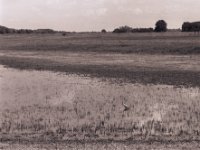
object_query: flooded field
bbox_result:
[1,64,200,145]
[1,33,200,148]
[0,65,101,110]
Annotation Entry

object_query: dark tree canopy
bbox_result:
[0,25,57,34]
[154,20,167,32]
[113,26,133,33]
[182,22,200,32]
[132,28,154,33]
[101,29,107,33]
[113,26,154,33]
[0,25,15,34]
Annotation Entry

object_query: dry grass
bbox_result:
[0,32,200,54]
[0,67,200,142]
[1,140,200,150]
[0,32,200,146]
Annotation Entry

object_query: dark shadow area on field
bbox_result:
[0,56,200,87]
[3,44,200,55]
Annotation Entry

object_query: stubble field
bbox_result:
[0,32,200,149]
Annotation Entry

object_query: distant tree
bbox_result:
[0,25,58,34]
[24,29,33,34]
[182,22,191,32]
[35,29,55,34]
[182,22,200,32]
[132,28,154,33]
[0,25,10,34]
[101,29,107,33]
[154,20,167,32]
[113,26,132,33]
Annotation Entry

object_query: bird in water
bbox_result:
[122,101,130,112]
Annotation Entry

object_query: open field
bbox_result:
[1,32,200,54]
[0,32,200,148]
[1,65,200,149]
[1,32,200,87]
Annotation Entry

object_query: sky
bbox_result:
[0,0,200,31]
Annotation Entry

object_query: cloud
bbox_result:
[31,6,41,14]
[134,8,143,15]
[96,8,107,16]
[117,6,143,15]
[84,8,107,17]
[110,0,128,5]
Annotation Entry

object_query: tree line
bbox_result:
[112,20,167,33]
[182,22,200,32]
[1,20,200,34]
[0,25,57,34]
[112,20,200,33]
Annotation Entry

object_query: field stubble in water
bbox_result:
[0,65,200,142]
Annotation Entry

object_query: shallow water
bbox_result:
[0,64,200,124]
[0,65,103,109]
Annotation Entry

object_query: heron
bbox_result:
[122,102,130,112]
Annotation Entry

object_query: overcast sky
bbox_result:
[0,0,200,31]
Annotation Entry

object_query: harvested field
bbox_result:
[1,32,200,54]
[0,32,200,149]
